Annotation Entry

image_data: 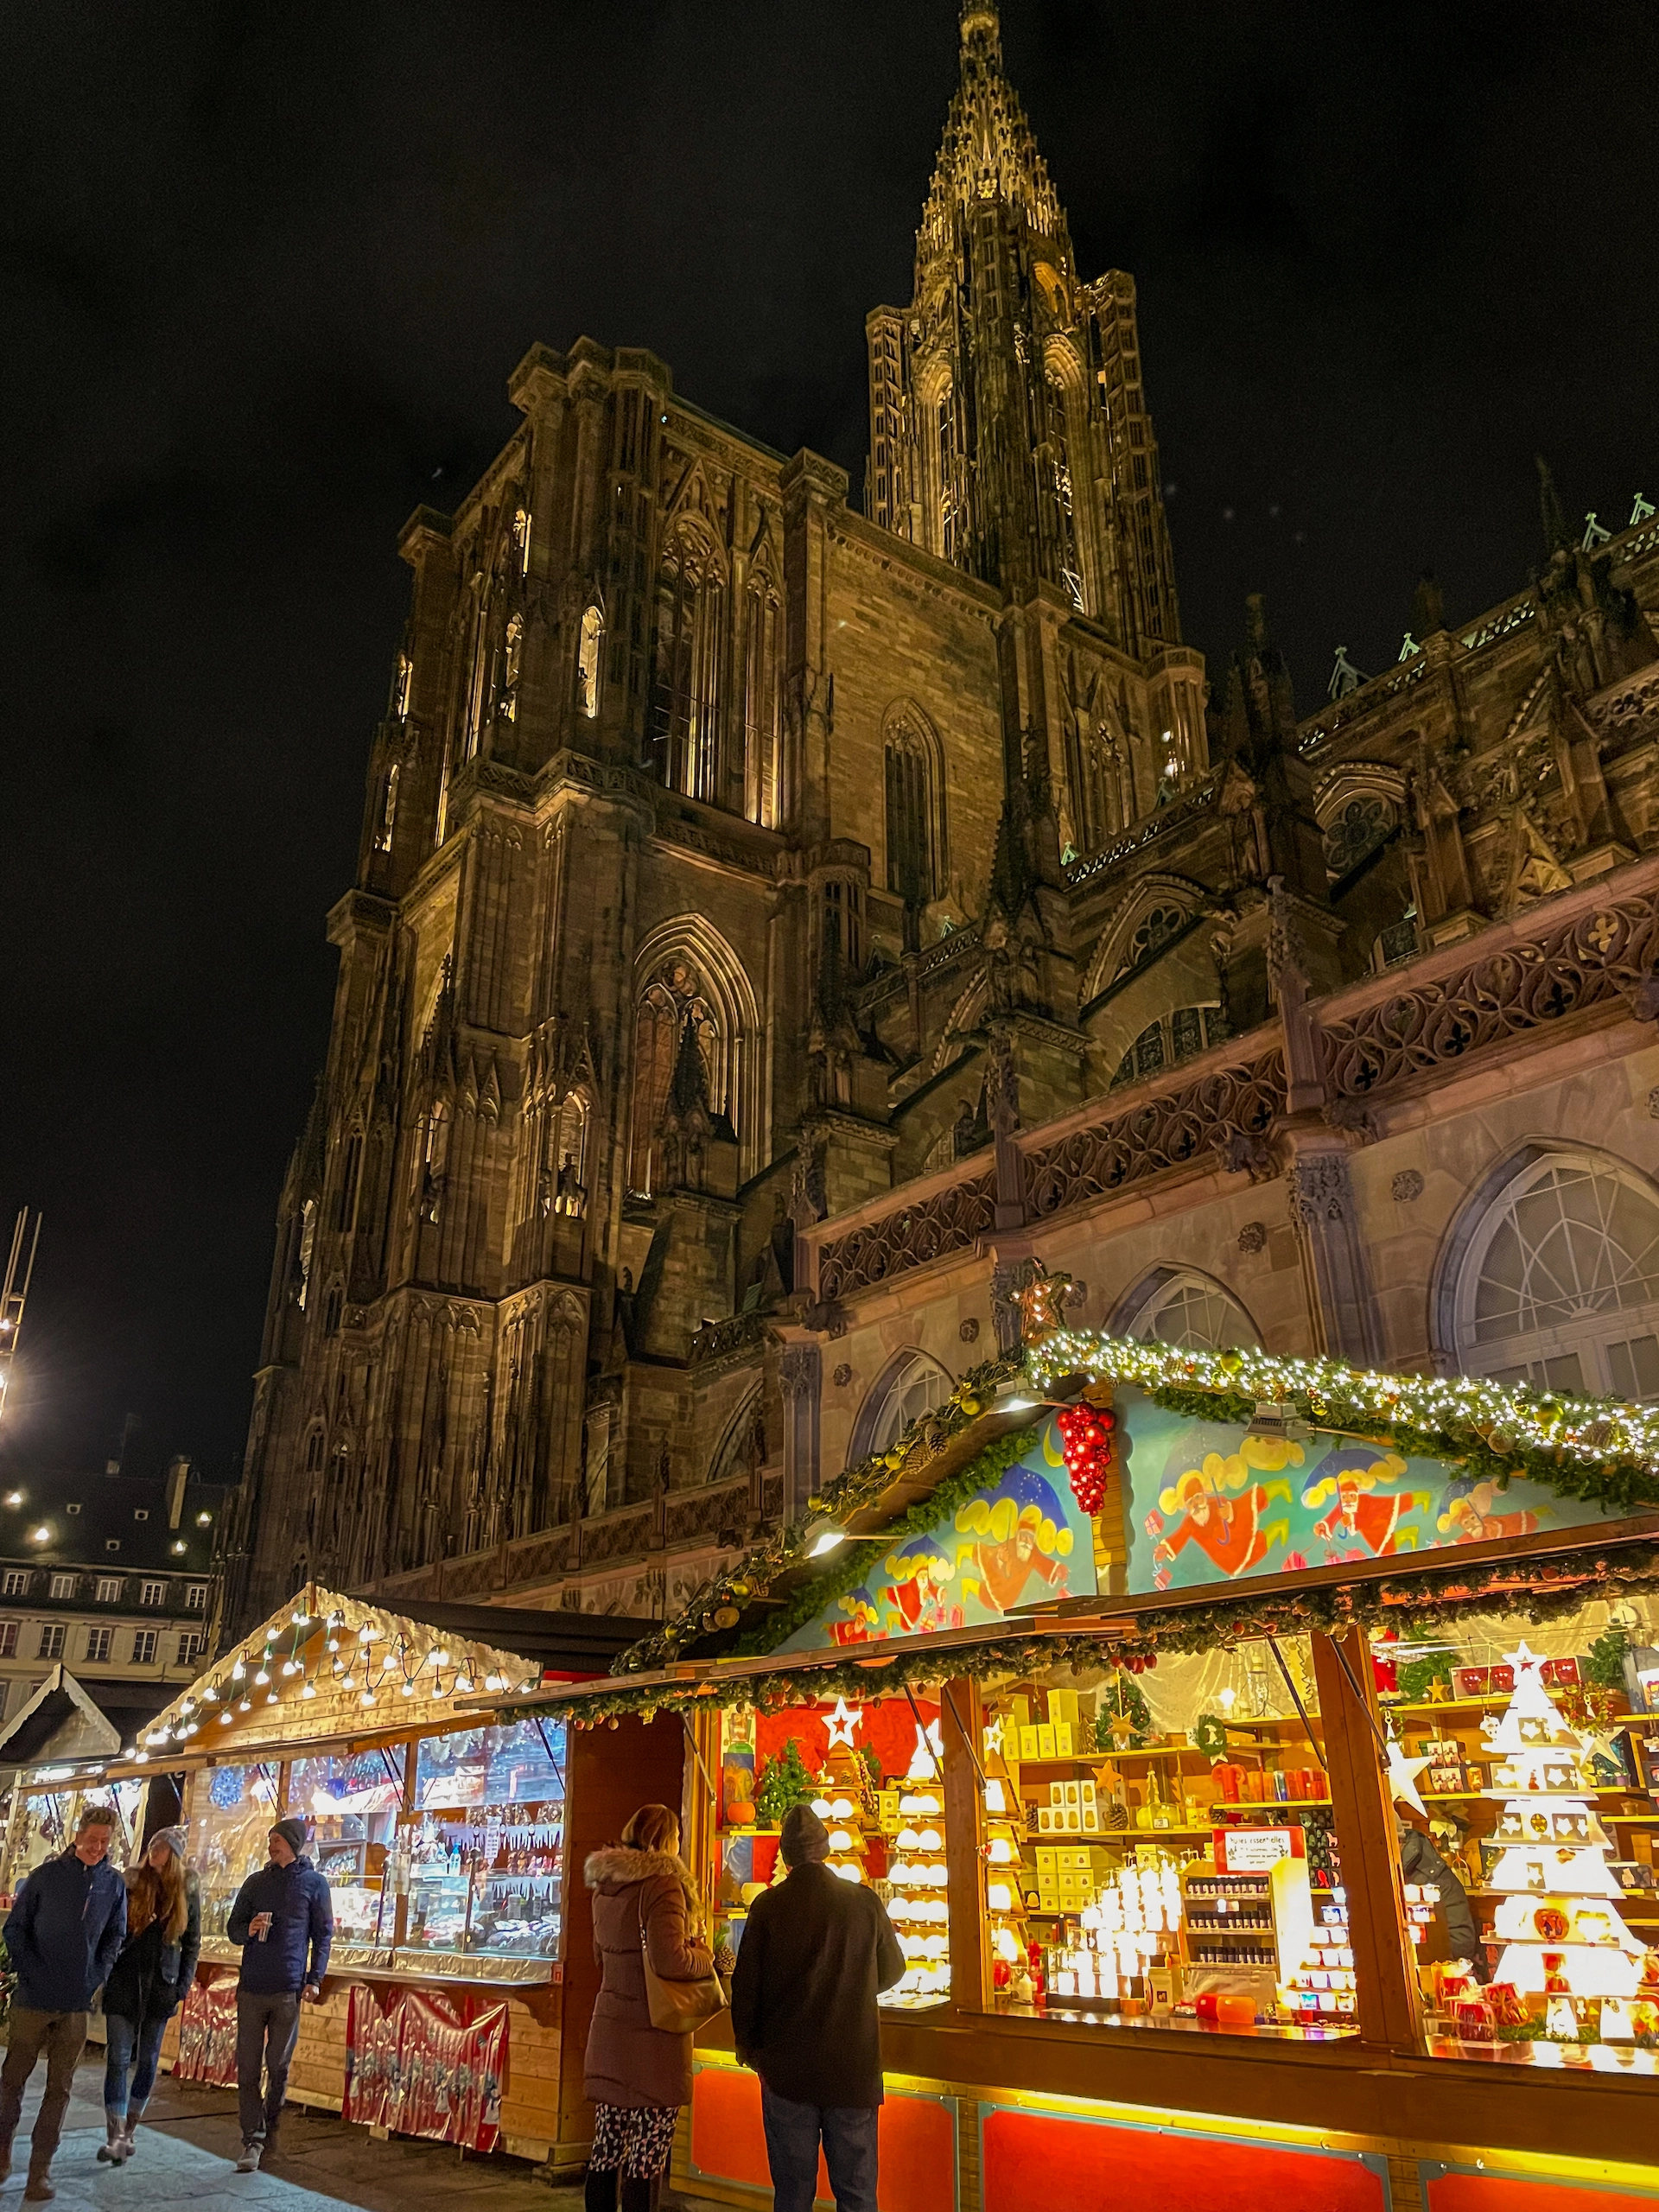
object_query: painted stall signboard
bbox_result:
[1118,1388,1623,1596]
[777,1421,1098,1652]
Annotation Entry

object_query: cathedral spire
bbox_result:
[864,7,1180,650]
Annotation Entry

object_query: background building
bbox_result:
[232,0,1659,1633]
[0,1456,226,1745]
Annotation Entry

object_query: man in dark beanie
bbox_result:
[730,1802,903,2212]
[225,1818,333,2174]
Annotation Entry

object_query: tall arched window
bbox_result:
[885,719,938,906]
[1077,725,1134,853]
[1109,1006,1223,1088]
[628,959,723,1197]
[1446,1149,1659,1399]
[937,384,962,562]
[850,1348,954,1461]
[743,575,781,826]
[577,605,603,719]
[652,528,724,800]
[1116,1267,1261,1352]
[1039,369,1083,607]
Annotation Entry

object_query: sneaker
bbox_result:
[235,2144,262,2174]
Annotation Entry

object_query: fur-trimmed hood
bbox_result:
[584,1843,700,1904]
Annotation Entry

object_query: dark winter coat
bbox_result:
[226,1854,334,1997]
[1399,1824,1482,1971]
[3,1847,127,2013]
[104,1873,201,2027]
[582,1845,714,2111]
[729,1860,904,2109]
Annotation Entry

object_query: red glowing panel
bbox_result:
[1427,2177,1659,2212]
[981,2108,1385,2212]
[688,2066,954,2212]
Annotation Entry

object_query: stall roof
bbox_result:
[0,1666,120,1772]
[121,1584,554,1767]
[393,1599,654,1671]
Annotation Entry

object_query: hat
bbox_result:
[779,1803,831,1869]
[147,1826,188,1862]
[270,1818,308,1856]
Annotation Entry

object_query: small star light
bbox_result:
[1385,1739,1433,1820]
[1505,1638,1545,1681]
[822,1697,863,1749]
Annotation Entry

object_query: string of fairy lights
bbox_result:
[128,1591,541,1762]
[1024,1329,1659,1493]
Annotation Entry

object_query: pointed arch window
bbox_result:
[1109,1006,1222,1089]
[1117,1268,1261,1352]
[628,959,723,1198]
[937,384,962,562]
[884,720,939,906]
[1449,1150,1659,1398]
[850,1348,954,1462]
[652,528,725,801]
[1077,725,1134,852]
[372,761,399,855]
[743,574,782,826]
[1040,368,1083,607]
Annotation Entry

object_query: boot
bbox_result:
[584,2168,619,2212]
[22,2162,54,2203]
[0,2136,11,2183]
[619,2177,660,2212]
[97,2113,125,2164]
[124,2099,149,2157]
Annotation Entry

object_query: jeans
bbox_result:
[104,2011,168,2116]
[760,2083,880,2212]
[236,1988,301,2146]
[0,2005,88,2172]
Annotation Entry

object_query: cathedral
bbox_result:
[230,1,1659,1633]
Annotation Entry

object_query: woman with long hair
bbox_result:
[99,1827,200,2164]
[582,1802,732,2212]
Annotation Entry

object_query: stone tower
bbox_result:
[234,5,1223,1631]
[867,0,1181,658]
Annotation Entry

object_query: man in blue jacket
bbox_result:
[0,1802,128,2201]
[226,1816,333,2173]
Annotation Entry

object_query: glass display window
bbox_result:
[189,1760,283,1947]
[1373,1595,1659,2068]
[2,1777,144,1899]
[289,1746,403,1951]
[973,1639,1355,2038]
[405,1717,566,1965]
[710,1693,950,2012]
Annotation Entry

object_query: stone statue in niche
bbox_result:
[578,605,602,718]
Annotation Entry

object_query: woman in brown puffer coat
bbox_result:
[582,1802,730,2212]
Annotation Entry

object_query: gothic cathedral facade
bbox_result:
[233,3,1659,1631]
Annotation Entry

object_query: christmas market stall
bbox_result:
[478,1321,1659,2211]
[103,1586,682,2177]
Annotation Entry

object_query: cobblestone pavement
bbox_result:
[0,2061,590,2212]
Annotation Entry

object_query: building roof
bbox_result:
[0,1465,226,1586]
[0,1666,120,1771]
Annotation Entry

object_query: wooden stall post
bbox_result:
[941,1676,989,2018]
[1312,1627,1422,2056]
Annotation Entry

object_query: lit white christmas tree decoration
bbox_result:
[1482,1641,1645,2033]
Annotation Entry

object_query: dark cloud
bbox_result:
[3,0,1656,1478]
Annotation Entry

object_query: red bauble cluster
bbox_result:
[1057,1402,1115,1514]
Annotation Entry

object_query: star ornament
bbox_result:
[822,1697,863,1749]
[1385,1739,1433,1820]
[1505,1638,1545,1680]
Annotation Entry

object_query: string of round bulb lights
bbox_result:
[124,1587,543,1762]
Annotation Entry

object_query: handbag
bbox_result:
[637,1890,728,2036]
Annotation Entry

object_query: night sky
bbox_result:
[3,0,1656,1487]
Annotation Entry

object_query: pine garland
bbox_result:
[1029,1330,1659,1516]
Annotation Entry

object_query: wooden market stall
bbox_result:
[103,1585,681,2177]
[474,1328,1659,2212]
